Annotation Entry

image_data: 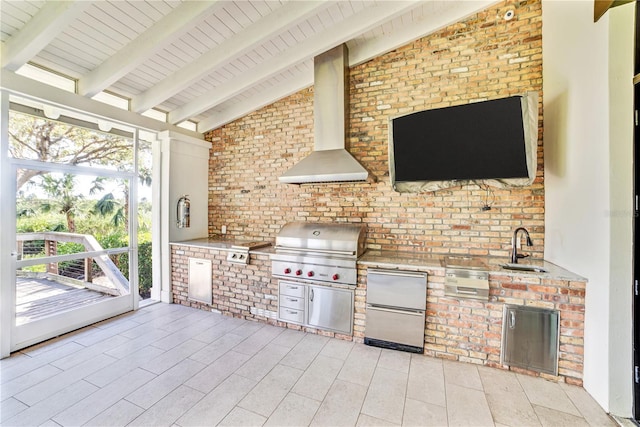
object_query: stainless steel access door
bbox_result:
[501,305,559,375]
[188,258,212,304]
[307,284,354,335]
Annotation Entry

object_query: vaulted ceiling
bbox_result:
[0,1,496,134]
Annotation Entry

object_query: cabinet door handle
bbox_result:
[369,269,425,279]
[310,288,314,302]
[509,310,516,329]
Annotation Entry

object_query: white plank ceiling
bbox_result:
[0,0,496,134]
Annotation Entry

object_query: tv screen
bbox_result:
[389,92,538,192]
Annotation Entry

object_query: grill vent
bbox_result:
[250,307,277,319]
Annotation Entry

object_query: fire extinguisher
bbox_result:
[177,195,190,228]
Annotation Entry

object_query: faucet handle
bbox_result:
[516,253,530,259]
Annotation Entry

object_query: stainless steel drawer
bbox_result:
[279,306,304,324]
[365,305,425,348]
[280,294,304,310]
[280,282,305,298]
[367,269,427,310]
[444,268,489,301]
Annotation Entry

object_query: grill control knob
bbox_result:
[307,271,314,277]
[284,268,291,274]
[295,269,302,276]
[332,274,339,281]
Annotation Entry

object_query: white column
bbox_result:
[543,0,634,416]
[155,131,210,304]
[0,90,14,358]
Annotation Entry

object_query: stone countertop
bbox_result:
[170,237,275,255]
[358,250,587,282]
[172,239,586,282]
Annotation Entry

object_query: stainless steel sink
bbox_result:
[501,263,548,273]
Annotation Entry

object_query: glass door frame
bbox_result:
[0,90,140,356]
[633,2,639,420]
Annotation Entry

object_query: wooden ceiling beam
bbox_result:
[171,0,423,126]
[196,0,496,132]
[77,1,221,98]
[131,1,334,114]
[1,1,91,71]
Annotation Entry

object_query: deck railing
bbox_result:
[16,232,129,296]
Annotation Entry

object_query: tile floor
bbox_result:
[0,302,617,427]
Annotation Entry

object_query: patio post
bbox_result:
[84,257,93,282]
[45,239,58,275]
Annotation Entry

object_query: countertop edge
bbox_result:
[358,251,587,282]
[171,240,586,282]
[170,238,274,254]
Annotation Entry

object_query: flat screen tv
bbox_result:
[389,92,538,193]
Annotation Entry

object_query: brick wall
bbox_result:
[171,245,278,318]
[171,243,585,385]
[171,244,361,339]
[205,0,544,259]
[356,264,585,386]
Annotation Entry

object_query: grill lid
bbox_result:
[275,222,366,258]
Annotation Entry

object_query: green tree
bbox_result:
[9,112,133,190]
[40,174,81,233]
[93,193,126,227]
[91,165,152,230]
[39,174,105,233]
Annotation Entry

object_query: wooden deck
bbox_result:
[16,277,115,325]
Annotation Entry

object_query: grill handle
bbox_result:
[274,246,356,257]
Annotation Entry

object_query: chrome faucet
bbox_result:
[510,227,533,264]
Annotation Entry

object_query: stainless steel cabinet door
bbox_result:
[307,285,354,335]
[501,305,559,375]
[188,258,212,304]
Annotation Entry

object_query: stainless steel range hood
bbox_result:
[279,44,368,184]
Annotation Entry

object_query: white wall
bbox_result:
[607,3,635,415]
[543,0,634,416]
[154,131,210,303]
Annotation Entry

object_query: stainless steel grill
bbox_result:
[271,222,366,286]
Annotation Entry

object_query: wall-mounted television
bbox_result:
[389,92,538,193]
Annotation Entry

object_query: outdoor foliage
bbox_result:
[9,112,133,190]
[12,109,153,300]
[17,197,153,299]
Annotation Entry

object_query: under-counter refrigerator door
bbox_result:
[365,305,425,348]
[366,269,427,310]
[307,285,354,335]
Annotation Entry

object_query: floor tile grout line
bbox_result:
[400,353,412,426]
[230,327,315,424]
[125,381,207,427]
[2,304,614,427]
[441,356,454,427]
[559,380,594,423]
[353,344,383,424]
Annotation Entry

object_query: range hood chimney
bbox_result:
[279,44,368,184]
